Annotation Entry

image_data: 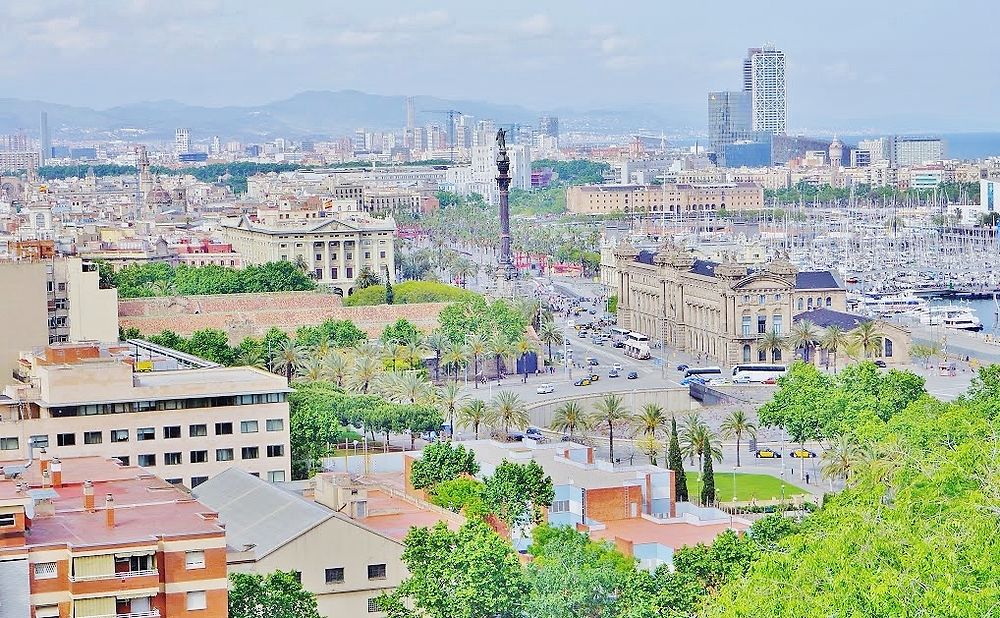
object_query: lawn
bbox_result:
[686,472,807,502]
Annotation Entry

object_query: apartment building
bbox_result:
[193,468,463,617]
[0,343,291,488]
[222,210,396,297]
[0,455,228,618]
[566,183,764,215]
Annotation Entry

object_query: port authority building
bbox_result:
[614,241,909,367]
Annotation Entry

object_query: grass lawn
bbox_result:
[686,472,807,502]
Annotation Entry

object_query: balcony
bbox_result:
[87,612,160,618]
[71,569,158,582]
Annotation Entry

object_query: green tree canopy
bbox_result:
[410,441,480,490]
[228,570,321,618]
[381,318,421,344]
[481,459,554,529]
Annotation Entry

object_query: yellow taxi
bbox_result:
[790,448,817,459]
[753,448,782,459]
[574,378,592,386]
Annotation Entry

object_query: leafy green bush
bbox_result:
[342,281,478,306]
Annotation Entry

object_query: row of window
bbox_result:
[135,445,284,468]
[165,469,285,488]
[325,563,386,585]
[799,297,834,310]
[48,393,287,418]
[32,550,207,581]
[741,315,784,336]
[16,419,285,450]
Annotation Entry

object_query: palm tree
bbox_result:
[293,254,309,273]
[273,340,306,381]
[441,342,468,383]
[821,435,862,487]
[537,320,563,364]
[514,336,537,381]
[757,330,788,363]
[820,325,849,373]
[632,403,667,438]
[720,410,757,468]
[852,320,884,359]
[235,345,266,369]
[425,331,449,382]
[296,356,325,381]
[458,399,492,439]
[348,355,382,393]
[680,413,723,471]
[402,337,425,370]
[491,391,529,435]
[589,394,631,463]
[438,382,468,434]
[788,319,819,363]
[465,333,488,387]
[384,371,435,405]
[550,401,589,438]
[488,337,514,381]
[323,351,348,387]
[354,340,383,363]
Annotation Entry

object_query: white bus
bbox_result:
[731,364,787,383]
[610,327,630,343]
[683,366,723,378]
[623,331,651,360]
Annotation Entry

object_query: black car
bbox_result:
[627,371,639,379]
[612,341,625,348]
[874,359,887,368]
[676,364,689,372]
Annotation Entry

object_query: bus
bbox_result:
[623,331,651,360]
[610,327,630,345]
[731,364,787,383]
[684,366,723,378]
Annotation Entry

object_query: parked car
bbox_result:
[790,448,817,458]
[507,431,525,442]
[627,371,639,379]
[574,378,592,386]
[608,369,620,378]
[536,383,554,394]
[612,341,625,348]
[680,376,705,386]
[587,357,599,366]
[525,427,545,441]
[708,378,729,386]
[676,363,689,372]
[874,359,887,368]
[588,373,600,382]
[754,448,782,459]
[733,375,752,384]
[612,363,623,371]
[578,331,587,338]
[762,377,778,384]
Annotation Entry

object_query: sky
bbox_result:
[1,0,998,132]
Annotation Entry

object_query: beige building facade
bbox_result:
[222,212,396,297]
[567,183,764,215]
[0,343,291,488]
[614,242,848,366]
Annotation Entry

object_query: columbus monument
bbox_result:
[494,128,518,297]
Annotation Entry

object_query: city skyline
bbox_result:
[1,0,998,132]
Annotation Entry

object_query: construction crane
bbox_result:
[421,109,461,162]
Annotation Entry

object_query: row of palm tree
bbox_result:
[455,391,529,439]
[763,319,887,371]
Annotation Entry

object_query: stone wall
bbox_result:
[119,291,447,342]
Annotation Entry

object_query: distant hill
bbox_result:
[0,90,690,142]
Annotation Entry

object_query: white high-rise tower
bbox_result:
[175,128,191,155]
[744,45,786,135]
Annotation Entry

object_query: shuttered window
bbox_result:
[73,554,114,579]
[74,596,115,617]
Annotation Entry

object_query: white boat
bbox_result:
[919,305,983,331]
[861,293,929,317]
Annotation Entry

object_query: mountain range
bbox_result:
[0,90,689,143]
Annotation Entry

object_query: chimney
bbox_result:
[39,448,50,475]
[105,494,115,528]
[83,480,95,512]
[50,458,62,488]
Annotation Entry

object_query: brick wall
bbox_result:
[584,486,643,522]
[119,292,447,342]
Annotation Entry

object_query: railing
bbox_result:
[86,611,160,618]
[71,569,158,582]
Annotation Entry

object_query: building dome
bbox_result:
[146,177,172,205]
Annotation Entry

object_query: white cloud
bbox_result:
[516,14,553,37]
[27,17,109,52]
[600,35,633,55]
[602,55,645,71]
[334,30,382,48]
[388,10,451,31]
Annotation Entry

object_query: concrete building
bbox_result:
[892,136,943,166]
[538,115,559,140]
[566,183,764,215]
[39,111,50,166]
[0,342,291,488]
[222,210,396,297]
[193,468,463,617]
[614,241,847,365]
[708,91,751,159]
[792,308,910,367]
[174,129,190,156]
[0,455,228,618]
[745,46,786,134]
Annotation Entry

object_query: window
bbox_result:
[266,418,284,432]
[774,294,782,302]
[190,450,208,464]
[741,315,751,337]
[240,420,258,434]
[83,431,102,445]
[165,452,182,466]
[826,296,832,307]
[772,314,783,335]
[268,470,286,482]
[215,422,233,435]
[165,478,182,485]
[189,424,207,437]
[56,433,75,447]
[30,434,49,448]
[368,598,381,613]
[216,448,234,462]
[758,295,765,305]
[885,338,893,357]
[33,562,57,579]
[185,551,206,569]
[368,564,386,580]
[186,591,207,611]
[773,348,782,362]
[137,454,156,467]
[241,447,259,460]
[115,456,130,466]
[267,445,285,458]
[137,427,155,441]
[326,567,345,584]
[550,500,570,513]
[743,344,751,362]
[797,298,804,311]
[163,426,181,439]
[36,605,59,618]
[0,437,18,450]
[758,349,766,362]
[191,476,208,488]
[0,513,15,527]
[757,315,767,334]
[111,430,129,443]
[346,267,353,279]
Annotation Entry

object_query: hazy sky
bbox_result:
[2,0,997,131]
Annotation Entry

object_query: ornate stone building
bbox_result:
[614,241,847,366]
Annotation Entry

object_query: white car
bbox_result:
[536,383,554,394]
[708,377,729,386]
[612,363,623,371]
[732,375,752,384]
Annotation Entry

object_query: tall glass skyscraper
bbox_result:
[745,46,786,135]
[708,91,751,157]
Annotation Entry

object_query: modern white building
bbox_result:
[174,128,190,155]
[892,136,943,166]
[745,46,786,135]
